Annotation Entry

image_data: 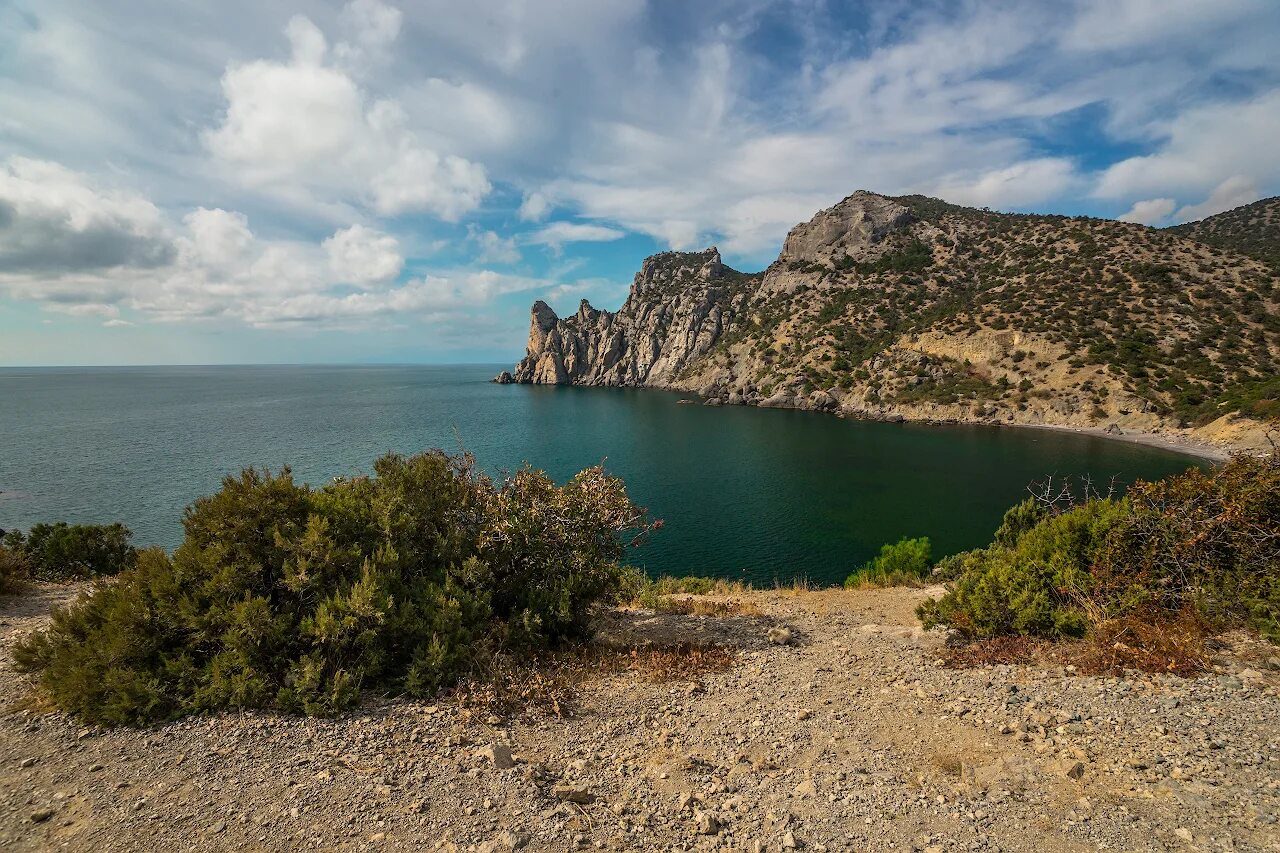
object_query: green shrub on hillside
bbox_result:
[1095,452,1280,641]
[0,545,27,593]
[845,536,933,588]
[13,451,650,725]
[1,522,136,581]
[918,500,1125,637]
[919,453,1280,642]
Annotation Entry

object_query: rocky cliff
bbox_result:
[499,247,759,387]
[500,191,1280,454]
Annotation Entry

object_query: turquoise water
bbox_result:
[0,364,1206,586]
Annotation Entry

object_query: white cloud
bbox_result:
[2,0,1279,357]
[248,271,543,326]
[1118,198,1177,225]
[366,144,490,219]
[182,208,254,271]
[470,227,521,264]
[0,157,530,330]
[1095,91,1280,200]
[931,159,1079,210]
[337,0,403,61]
[517,191,550,222]
[527,222,626,249]
[204,5,490,220]
[0,156,173,273]
[1172,176,1261,224]
[1061,0,1269,52]
[324,224,403,284]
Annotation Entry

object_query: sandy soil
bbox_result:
[1,583,1278,852]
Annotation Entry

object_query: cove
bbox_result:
[0,364,1206,586]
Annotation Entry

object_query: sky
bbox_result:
[1,0,1279,366]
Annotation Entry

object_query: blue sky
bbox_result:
[1,0,1278,366]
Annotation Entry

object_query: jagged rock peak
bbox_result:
[528,299,560,354]
[780,190,915,265]
[632,246,728,296]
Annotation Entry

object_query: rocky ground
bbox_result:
[1,583,1278,853]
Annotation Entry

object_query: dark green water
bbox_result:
[0,364,1206,585]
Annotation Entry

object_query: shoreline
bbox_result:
[1007,422,1230,462]
[513,377,1252,461]
[705,387,1241,461]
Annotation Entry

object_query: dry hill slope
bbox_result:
[1170,196,1280,271]
[500,192,1280,453]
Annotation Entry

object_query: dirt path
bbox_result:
[1,584,1277,852]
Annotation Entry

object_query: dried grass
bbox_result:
[598,643,737,682]
[448,641,737,720]
[651,596,764,618]
[942,635,1045,669]
[941,609,1211,677]
[1064,611,1210,677]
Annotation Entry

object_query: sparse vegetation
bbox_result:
[1,522,136,581]
[845,536,933,588]
[1170,196,1280,270]
[919,451,1280,664]
[692,194,1280,427]
[0,544,27,594]
[631,574,760,617]
[13,451,652,725]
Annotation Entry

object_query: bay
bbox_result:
[0,364,1205,586]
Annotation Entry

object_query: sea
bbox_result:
[0,364,1206,586]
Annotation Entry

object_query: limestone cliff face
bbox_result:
[499,190,1280,456]
[777,190,918,268]
[507,247,756,388]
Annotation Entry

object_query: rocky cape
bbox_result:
[497,191,1280,456]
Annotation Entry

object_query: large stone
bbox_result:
[476,743,515,770]
[552,784,595,804]
[961,756,1035,791]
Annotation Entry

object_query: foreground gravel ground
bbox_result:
[1,583,1278,852]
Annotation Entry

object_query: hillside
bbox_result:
[500,192,1280,452]
[1170,196,1280,270]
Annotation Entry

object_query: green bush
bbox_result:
[845,536,932,588]
[0,544,28,593]
[13,451,650,725]
[992,498,1049,548]
[919,453,1280,642]
[918,500,1125,637]
[1095,452,1280,642]
[2,522,136,581]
